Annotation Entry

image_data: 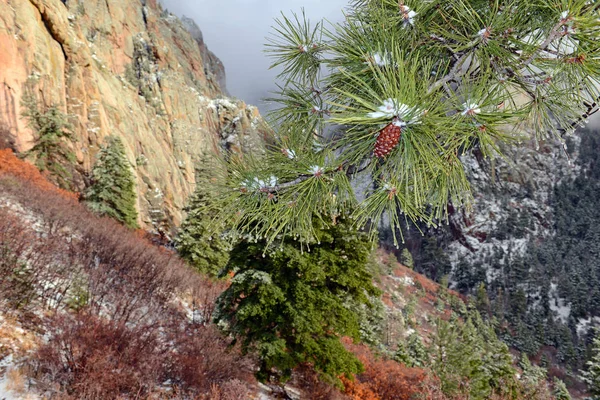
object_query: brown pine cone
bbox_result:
[374,122,402,158]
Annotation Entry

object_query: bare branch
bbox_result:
[519,22,564,69]
[428,52,470,95]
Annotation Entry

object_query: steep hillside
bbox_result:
[2,147,568,399]
[0,149,441,399]
[0,149,256,399]
[0,0,266,233]
[397,128,599,392]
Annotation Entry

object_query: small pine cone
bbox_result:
[374,122,402,158]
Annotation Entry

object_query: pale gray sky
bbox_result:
[160,0,349,112]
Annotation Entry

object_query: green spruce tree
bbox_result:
[400,248,414,269]
[431,310,517,399]
[22,94,76,189]
[395,340,412,366]
[86,136,138,228]
[553,377,572,400]
[396,332,428,368]
[476,282,491,316]
[582,328,600,397]
[214,214,380,383]
[176,161,231,276]
[519,353,547,386]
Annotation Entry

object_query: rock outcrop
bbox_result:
[0,0,265,233]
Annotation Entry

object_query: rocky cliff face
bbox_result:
[0,0,265,233]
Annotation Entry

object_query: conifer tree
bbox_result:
[22,94,76,189]
[400,248,414,269]
[476,282,491,316]
[396,332,428,368]
[86,136,138,228]
[431,311,517,399]
[395,340,412,366]
[213,214,380,383]
[207,0,600,248]
[582,328,600,396]
[553,377,572,400]
[176,161,230,276]
[519,353,547,385]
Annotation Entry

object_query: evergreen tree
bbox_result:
[556,324,577,365]
[519,353,547,385]
[553,377,572,400]
[395,332,428,368]
[431,311,517,399]
[86,136,138,228]
[582,329,600,396]
[22,94,76,189]
[395,340,412,366]
[213,214,380,383]
[176,161,230,276]
[419,237,452,281]
[475,282,491,316]
[400,248,414,269]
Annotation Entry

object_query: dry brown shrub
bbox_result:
[168,324,255,394]
[0,154,258,397]
[290,364,349,400]
[28,312,256,399]
[5,367,27,395]
[29,313,168,400]
[0,171,221,324]
[0,209,38,310]
[208,379,251,400]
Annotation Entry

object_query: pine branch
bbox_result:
[215,1,600,245]
[256,161,369,193]
[501,65,539,101]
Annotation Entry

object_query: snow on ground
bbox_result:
[549,283,571,323]
[577,316,600,336]
[0,355,26,400]
[0,354,15,400]
[0,314,39,400]
[0,351,37,400]
[390,275,414,286]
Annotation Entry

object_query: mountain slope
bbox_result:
[397,128,599,396]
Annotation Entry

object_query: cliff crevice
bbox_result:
[28,0,68,61]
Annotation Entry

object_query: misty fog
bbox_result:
[159,0,350,113]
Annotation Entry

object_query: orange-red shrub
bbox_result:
[342,338,434,400]
[0,149,78,200]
